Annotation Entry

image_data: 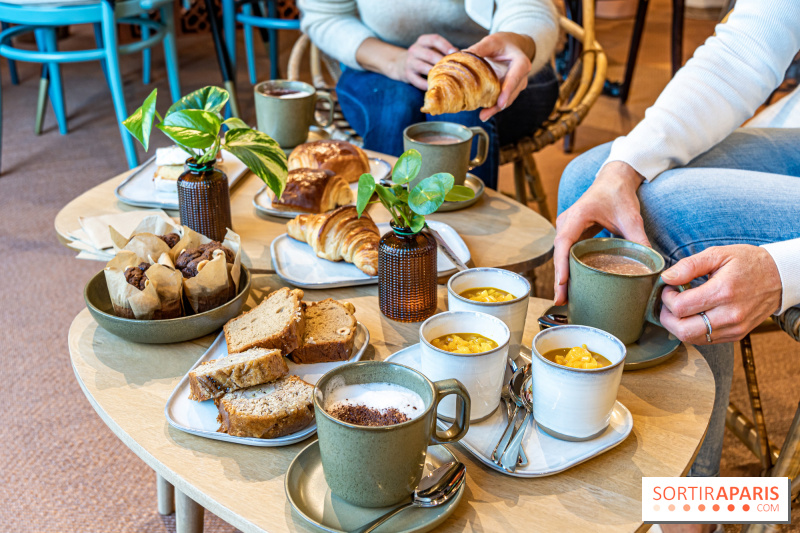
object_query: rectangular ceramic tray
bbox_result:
[115,149,249,210]
[271,220,470,289]
[385,345,633,478]
[253,158,392,219]
[165,323,369,447]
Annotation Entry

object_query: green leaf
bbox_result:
[222,128,288,198]
[356,174,377,216]
[409,213,426,233]
[408,172,454,215]
[164,109,222,136]
[391,184,409,203]
[374,184,400,208]
[122,88,158,151]
[156,123,218,149]
[444,184,475,202]
[223,117,249,131]
[392,149,422,185]
[166,86,229,117]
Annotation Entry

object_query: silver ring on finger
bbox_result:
[699,311,713,343]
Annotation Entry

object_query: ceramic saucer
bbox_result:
[285,441,464,533]
[538,305,681,370]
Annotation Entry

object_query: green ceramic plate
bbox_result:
[84,265,251,344]
[285,441,464,533]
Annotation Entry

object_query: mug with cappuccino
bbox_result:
[254,80,334,148]
[314,361,470,508]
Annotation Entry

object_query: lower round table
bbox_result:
[68,274,715,533]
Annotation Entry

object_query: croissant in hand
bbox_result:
[287,206,380,276]
[421,51,501,115]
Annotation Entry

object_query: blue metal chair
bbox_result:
[222,0,299,83]
[0,0,181,170]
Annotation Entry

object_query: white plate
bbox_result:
[386,344,633,477]
[271,221,470,289]
[116,149,249,210]
[165,322,370,447]
[253,158,392,219]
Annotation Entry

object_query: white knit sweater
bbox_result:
[297,0,559,75]
[602,0,800,314]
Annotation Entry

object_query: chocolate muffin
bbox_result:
[175,241,235,278]
[124,262,151,290]
[158,232,181,249]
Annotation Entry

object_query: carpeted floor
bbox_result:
[0,4,797,532]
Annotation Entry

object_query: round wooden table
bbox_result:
[69,273,715,533]
[54,151,556,275]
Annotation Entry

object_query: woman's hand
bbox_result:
[659,245,782,344]
[391,34,457,90]
[467,32,537,121]
[553,161,649,305]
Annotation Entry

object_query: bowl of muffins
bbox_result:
[84,217,251,344]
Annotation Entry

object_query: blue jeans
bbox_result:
[557,128,800,477]
[336,66,559,190]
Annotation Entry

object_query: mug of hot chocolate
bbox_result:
[314,361,470,508]
[568,238,676,344]
[402,121,489,189]
[254,80,334,148]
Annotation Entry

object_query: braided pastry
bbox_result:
[421,51,501,115]
[287,206,379,276]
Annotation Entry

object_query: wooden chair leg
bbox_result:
[741,333,774,474]
[522,152,553,222]
[176,489,205,533]
[671,0,685,76]
[620,0,649,103]
[513,158,527,206]
[156,473,174,515]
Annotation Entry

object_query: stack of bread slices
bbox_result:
[187,287,358,439]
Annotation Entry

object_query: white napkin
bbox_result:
[78,209,173,251]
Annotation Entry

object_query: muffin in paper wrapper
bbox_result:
[109,215,204,264]
[176,229,242,314]
[104,250,184,320]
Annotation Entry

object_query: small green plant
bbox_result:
[122,86,288,197]
[355,149,474,233]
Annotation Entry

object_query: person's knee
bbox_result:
[557,142,613,214]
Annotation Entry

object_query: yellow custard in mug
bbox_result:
[459,287,516,303]
[543,345,612,369]
[430,333,498,354]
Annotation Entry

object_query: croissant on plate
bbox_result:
[421,51,501,115]
[287,206,379,276]
[288,140,370,183]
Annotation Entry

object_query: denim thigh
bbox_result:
[336,68,425,157]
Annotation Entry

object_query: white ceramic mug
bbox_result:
[531,325,626,441]
[420,310,510,421]
[447,268,531,359]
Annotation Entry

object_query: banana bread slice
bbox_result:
[188,348,288,401]
[224,287,305,355]
[289,299,357,364]
[216,376,314,439]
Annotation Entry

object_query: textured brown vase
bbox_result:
[378,223,438,322]
[177,158,232,242]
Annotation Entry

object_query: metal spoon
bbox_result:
[491,365,529,464]
[350,461,466,533]
[500,375,534,473]
[500,383,528,466]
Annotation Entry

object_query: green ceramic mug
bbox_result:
[403,121,489,189]
[568,238,676,345]
[254,80,334,148]
[314,361,470,508]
